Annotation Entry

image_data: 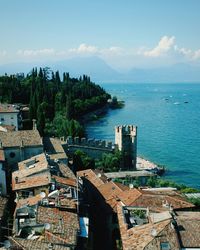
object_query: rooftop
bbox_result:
[0,103,19,113]
[78,169,108,187]
[0,130,43,147]
[78,169,194,216]
[12,153,51,191]
[117,203,180,250]
[52,175,77,187]
[37,206,79,246]
[176,211,200,248]
[43,137,68,162]
[12,172,51,191]
[58,163,76,179]
[9,236,72,250]
[0,124,16,132]
[17,153,48,173]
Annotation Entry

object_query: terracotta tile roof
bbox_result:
[0,124,16,131]
[17,153,48,172]
[0,149,5,161]
[117,204,180,250]
[176,211,200,248]
[52,175,77,187]
[98,181,126,201]
[0,103,19,113]
[9,237,71,250]
[116,188,194,212]
[43,137,66,155]
[37,206,79,246]
[0,196,7,218]
[117,188,143,206]
[59,198,77,209]
[78,169,108,187]
[127,191,194,212]
[12,153,51,191]
[0,130,42,147]
[58,163,76,179]
[114,182,129,191]
[12,172,51,191]
[16,194,43,208]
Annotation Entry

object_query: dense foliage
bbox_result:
[0,68,110,137]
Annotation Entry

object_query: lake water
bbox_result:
[86,83,200,188]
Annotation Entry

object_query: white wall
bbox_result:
[0,112,19,130]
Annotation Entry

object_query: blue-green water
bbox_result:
[86,83,200,188]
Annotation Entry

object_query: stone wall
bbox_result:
[62,136,114,159]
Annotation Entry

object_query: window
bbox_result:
[9,152,16,158]
[160,242,171,250]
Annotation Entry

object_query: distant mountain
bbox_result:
[0,57,200,83]
[125,63,200,83]
[0,57,122,83]
[50,57,122,83]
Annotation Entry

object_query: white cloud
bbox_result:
[143,36,175,57]
[69,43,98,54]
[12,39,200,69]
[17,48,55,56]
[193,49,200,60]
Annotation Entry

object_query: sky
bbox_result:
[0,0,200,70]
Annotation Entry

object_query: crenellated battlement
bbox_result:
[115,125,137,170]
[64,136,114,150]
[60,124,137,170]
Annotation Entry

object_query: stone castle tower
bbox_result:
[115,125,137,170]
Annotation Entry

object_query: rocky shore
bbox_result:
[137,156,165,175]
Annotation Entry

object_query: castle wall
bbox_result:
[61,124,137,170]
[62,137,114,159]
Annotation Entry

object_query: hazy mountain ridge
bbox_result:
[0,57,200,83]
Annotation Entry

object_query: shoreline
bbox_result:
[137,156,165,175]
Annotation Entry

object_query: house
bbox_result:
[43,137,68,165]
[117,204,200,250]
[12,170,80,249]
[0,130,43,168]
[12,153,51,199]
[78,169,195,250]
[0,149,6,195]
[0,103,22,130]
[12,203,79,250]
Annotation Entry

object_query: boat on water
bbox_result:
[174,102,180,105]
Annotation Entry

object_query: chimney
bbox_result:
[32,119,37,130]
[15,176,19,184]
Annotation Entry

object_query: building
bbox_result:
[12,160,80,250]
[78,169,195,250]
[0,130,43,168]
[0,103,22,130]
[115,125,137,170]
[12,153,51,199]
[117,204,200,250]
[13,202,79,249]
[0,149,6,195]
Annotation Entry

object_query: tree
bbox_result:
[37,103,46,136]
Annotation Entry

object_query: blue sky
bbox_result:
[0,0,200,69]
